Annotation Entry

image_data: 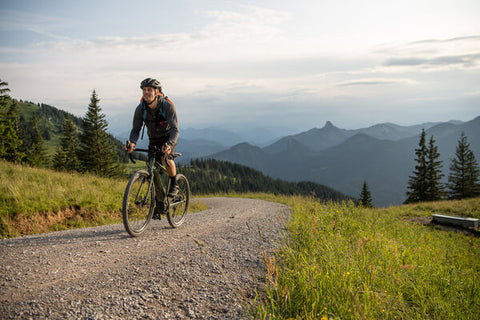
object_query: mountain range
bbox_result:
[187,117,480,207]
[104,108,480,206]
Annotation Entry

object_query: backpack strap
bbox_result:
[158,96,167,119]
[140,99,146,140]
[140,96,167,140]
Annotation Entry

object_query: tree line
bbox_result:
[405,129,480,203]
[180,158,353,201]
[0,79,124,177]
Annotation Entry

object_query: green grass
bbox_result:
[0,160,205,238]
[253,197,480,319]
[0,161,125,216]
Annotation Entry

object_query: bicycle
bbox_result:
[122,145,190,237]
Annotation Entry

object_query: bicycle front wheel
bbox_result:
[122,170,155,237]
[167,174,190,228]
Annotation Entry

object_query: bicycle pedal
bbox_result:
[152,206,162,220]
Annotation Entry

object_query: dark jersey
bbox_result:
[129,96,179,147]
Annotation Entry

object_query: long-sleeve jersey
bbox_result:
[129,96,179,147]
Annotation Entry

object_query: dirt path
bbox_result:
[0,197,289,319]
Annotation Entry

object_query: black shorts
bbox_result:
[149,136,175,151]
[148,136,176,161]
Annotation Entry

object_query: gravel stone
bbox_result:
[0,197,289,319]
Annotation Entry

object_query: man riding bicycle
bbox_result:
[125,78,179,197]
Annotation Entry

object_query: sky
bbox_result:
[1,0,479,137]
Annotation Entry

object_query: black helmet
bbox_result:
[140,78,162,91]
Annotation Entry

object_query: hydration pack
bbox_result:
[140,95,168,140]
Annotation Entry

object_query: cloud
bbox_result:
[338,78,418,87]
[378,35,480,71]
[202,6,290,41]
[29,5,291,62]
[410,35,480,46]
[384,53,480,70]
[0,9,71,41]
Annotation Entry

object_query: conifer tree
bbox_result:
[0,86,25,162]
[13,104,28,161]
[448,132,480,199]
[53,115,80,171]
[359,180,374,207]
[0,80,10,158]
[78,90,123,177]
[0,79,10,102]
[425,135,444,201]
[405,129,428,203]
[29,114,49,167]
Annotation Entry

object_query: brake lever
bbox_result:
[126,141,136,164]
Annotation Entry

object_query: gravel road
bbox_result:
[0,197,289,320]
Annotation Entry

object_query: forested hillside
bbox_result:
[181,158,352,201]
[15,100,128,163]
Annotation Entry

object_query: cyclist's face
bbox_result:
[142,87,157,103]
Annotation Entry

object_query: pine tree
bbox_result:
[78,90,123,177]
[425,135,445,201]
[29,114,49,167]
[0,87,25,162]
[53,115,80,171]
[405,129,428,203]
[0,79,10,102]
[359,180,374,207]
[447,132,480,199]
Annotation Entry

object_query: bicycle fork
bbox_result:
[134,174,155,207]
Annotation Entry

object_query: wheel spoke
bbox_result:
[167,174,190,228]
[122,171,154,237]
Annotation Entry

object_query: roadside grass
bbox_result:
[253,197,480,319]
[0,161,205,238]
[398,198,480,219]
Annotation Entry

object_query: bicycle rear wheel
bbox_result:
[167,174,190,228]
[122,170,155,237]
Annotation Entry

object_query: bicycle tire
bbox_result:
[122,170,155,237]
[167,174,190,228]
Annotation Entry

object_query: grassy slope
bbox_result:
[0,160,204,237]
[253,196,480,320]
[0,160,125,237]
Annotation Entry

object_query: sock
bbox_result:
[170,176,176,187]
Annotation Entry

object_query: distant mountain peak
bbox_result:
[324,121,335,129]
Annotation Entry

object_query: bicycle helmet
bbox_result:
[140,78,162,91]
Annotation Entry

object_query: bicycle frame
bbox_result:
[131,148,171,208]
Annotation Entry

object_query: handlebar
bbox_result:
[126,143,181,165]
